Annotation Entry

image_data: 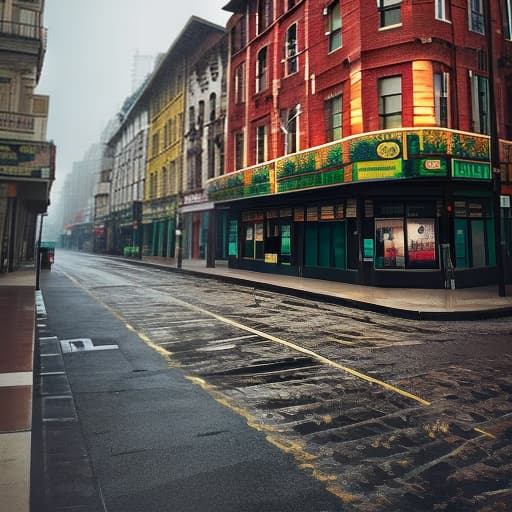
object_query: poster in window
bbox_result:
[255,223,264,241]
[245,226,253,241]
[374,218,405,268]
[407,219,437,268]
[228,220,238,257]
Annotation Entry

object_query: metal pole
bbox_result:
[35,213,46,291]
[485,0,506,296]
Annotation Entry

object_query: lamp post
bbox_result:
[281,104,301,155]
[484,0,506,296]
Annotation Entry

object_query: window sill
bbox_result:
[378,23,402,32]
[435,17,452,24]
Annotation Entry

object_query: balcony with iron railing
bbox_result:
[0,19,47,57]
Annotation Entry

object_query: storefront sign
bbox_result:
[376,141,401,159]
[452,159,491,180]
[0,141,54,179]
[353,159,402,181]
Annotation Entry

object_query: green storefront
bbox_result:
[209,128,508,289]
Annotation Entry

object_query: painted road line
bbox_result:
[153,290,432,407]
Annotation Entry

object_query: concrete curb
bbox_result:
[101,256,512,321]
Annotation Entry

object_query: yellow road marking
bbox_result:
[165,294,432,406]
[473,427,496,439]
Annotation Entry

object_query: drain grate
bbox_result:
[60,338,119,353]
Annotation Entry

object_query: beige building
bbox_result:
[0,0,54,272]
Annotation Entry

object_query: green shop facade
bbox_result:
[208,128,512,289]
[142,197,176,258]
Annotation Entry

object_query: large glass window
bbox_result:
[304,205,347,269]
[454,200,495,268]
[378,76,402,129]
[378,0,401,28]
[325,94,342,141]
[327,2,342,52]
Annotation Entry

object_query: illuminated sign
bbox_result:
[353,159,402,181]
[452,159,491,180]
[376,141,401,159]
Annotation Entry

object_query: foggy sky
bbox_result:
[36,0,230,201]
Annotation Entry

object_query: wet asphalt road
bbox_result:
[36,251,512,511]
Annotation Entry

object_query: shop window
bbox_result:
[243,222,265,259]
[378,76,402,129]
[434,72,449,128]
[468,0,484,34]
[228,220,238,257]
[375,219,406,268]
[305,206,347,269]
[470,74,489,134]
[327,2,342,52]
[325,94,342,141]
[406,219,437,268]
[454,200,495,268]
[378,0,401,28]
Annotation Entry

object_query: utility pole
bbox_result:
[35,213,47,291]
[484,0,506,296]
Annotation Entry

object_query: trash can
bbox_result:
[40,241,55,270]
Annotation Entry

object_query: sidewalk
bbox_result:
[0,267,38,512]
[120,256,512,320]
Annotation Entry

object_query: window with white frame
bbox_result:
[256,124,268,163]
[469,0,484,34]
[256,46,268,93]
[257,0,273,33]
[327,2,342,52]
[377,0,402,28]
[470,73,489,134]
[434,72,449,127]
[235,62,245,104]
[435,0,448,21]
[281,106,299,154]
[325,94,343,141]
[235,131,244,170]
[378,76,402,129]
[504,0,512,39]
[286,24,298,75]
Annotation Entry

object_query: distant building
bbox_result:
[0,0,55,272]
[131,51,155,94]
[182,26,227,263]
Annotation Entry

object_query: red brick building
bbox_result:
[212,0,512,289]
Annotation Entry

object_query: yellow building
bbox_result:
[143,17,225,258]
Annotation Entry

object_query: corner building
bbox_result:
[209,0,512,288]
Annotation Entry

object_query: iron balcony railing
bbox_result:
[0,111,35,133]
[0,20,47,51]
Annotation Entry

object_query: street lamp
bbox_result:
[484,0,506,296]
[281,104,302,155]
